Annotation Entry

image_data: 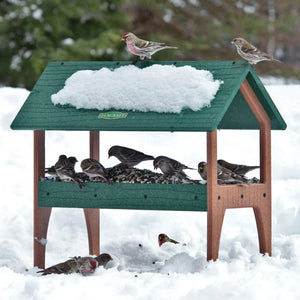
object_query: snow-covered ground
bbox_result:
[0,82,299,299]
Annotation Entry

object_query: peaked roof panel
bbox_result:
[10,61,286,132]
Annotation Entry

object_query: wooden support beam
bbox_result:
[84,131,100,256]
[207,129,225,261]
[240,79,272,255]
[33,130,51,268]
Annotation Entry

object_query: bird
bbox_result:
[121,32,177,60]
[95,253,113,267]
[153,156,195,179]
[108,145,155,168]
[81,158,111,184]
[45,156,78,176]
[198,161,248,184]
[54,154,83,188]
[37,253,112,276]
[231,37,281,65]
[158,233,180,247]
[217,159,259,176]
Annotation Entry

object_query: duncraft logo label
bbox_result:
[98,111,128,120]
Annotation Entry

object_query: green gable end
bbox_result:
[11,61,286,132]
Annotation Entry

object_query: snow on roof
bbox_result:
[51,65,223,114]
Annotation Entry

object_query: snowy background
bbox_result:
[0,81,299,299]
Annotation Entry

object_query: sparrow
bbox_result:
[158,233,179,247]
[153,156,195,179]
[37,253,112,276]
[45,156,78,176]
[217,159,259,176]
[198,161,248,184]
[121,32,177,60]
[54,154,83,188]
[231,37,281,65]
[81,158,111,184]
[108,145,154,168]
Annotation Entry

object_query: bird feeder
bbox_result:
[11,61,286,269]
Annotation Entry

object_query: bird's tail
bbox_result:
[73,178,84,189]
[272,58,282,64]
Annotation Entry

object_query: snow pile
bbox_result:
[51,65,222,113]
[1,84,300,299]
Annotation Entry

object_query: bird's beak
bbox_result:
[121,38,125,41]
[231,40,235,44]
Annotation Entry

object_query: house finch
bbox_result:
[198,161,248,184]
[81,158,111,184]
[54,154,83,188]
[108,145,154,167]
[153,156,195,179]
[217,159,259,176]
[37,253,112,276]
[45,156,78,176]
[158,234,179,247]
[231,37,281,65]
[121,32,177,60]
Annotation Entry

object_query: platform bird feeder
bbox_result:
[11,61,286,268]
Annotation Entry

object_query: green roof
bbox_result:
[11,61,286,132]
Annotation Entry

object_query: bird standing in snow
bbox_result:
[81,158,111,184]
[231,37,281,65]
[198,161,248,184]
[158,233,186,247]
[108,145,154,168]
[54,154,83,188]
[37,253,112,276]
[153,156,195,179]
[121,32,177,60]
[217,159,259,176]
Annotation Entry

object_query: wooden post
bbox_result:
[33,130,52,268]
[83,131,100,255]
[240,79,272,256]
[207,129,225,261]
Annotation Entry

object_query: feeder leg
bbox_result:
[207,207,226,261]
[253,201,272,256]
[84,131,100,255]
[33,130,52,269]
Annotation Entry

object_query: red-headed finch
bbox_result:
[122,32,177,60]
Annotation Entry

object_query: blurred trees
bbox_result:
[0,0,299,89]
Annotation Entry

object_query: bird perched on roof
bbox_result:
[217,159,259,176]
[37,253,112,276]
[158,233,186,247]
[108,145,155,168]
[81,158,111,184]
[231,37,281,65]
[121,32,177,60]
[54,154,83,188]
[198,161,248,184]
[45,156,78,176]
[153,156,195,179]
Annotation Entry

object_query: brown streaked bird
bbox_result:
[121,32,177,60]
[54,154,83,188]
[153,156,195,179]
[158,233,180,247]
[108,145,155,167]
[45,156,78,176]
[217,159,259,176]
[37,253,112,276]
[81,158,111,184]
[231,37,281,65]
[198,161,248,184]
